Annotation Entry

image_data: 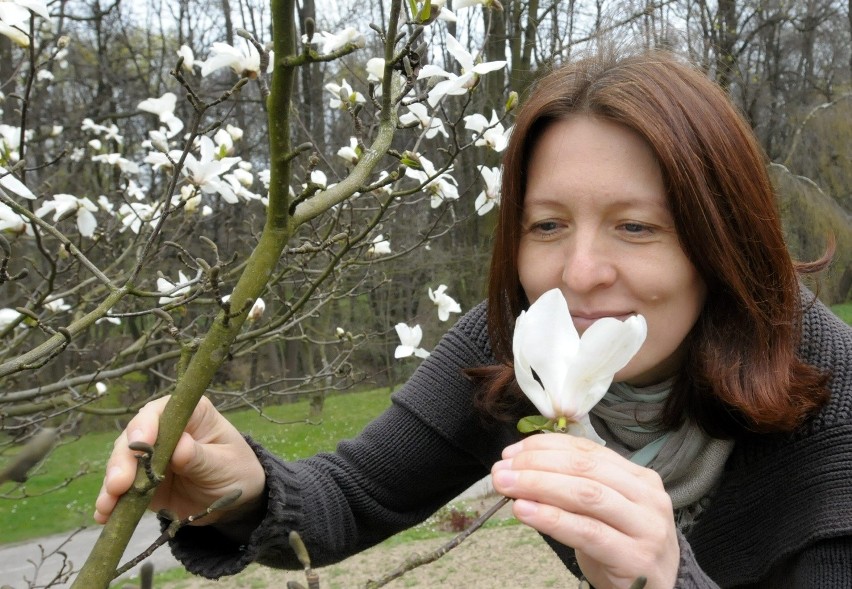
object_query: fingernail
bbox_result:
[514,499,539,518]
[128,429,144,444]
[492,469,518,489]
[492,458,512,472]
[105,465,122,484]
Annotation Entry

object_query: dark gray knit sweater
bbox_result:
[167,296,852,588]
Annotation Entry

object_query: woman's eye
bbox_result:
[531,221,561,234]
[620,222,652,234]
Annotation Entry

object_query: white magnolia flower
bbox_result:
[336,137,360,165]
[35,193,99,237]
[138,92,184,138]
[247,297,265,322]
[418,34,506,107]
[325,79,365,110]
[177,45,195,72]
[513,288,647,443]
[394,323,430,359]
[365,57,385,82]
[399,102,448,139]
[405,155,458,208]
[0,201,30,235]
[463,110,510,152]
[117,201,158,234]
[94,381,108,395]
[428,284,461,321]
[0,0,50,26]
[0,124,21,161]
[183,135,241,203]
[367,234,391,256]
[0,307,21,330]
[157,270,191,305]
[0,0,49,47]
[44,297,71,313]
[91,153,139,175]
[0,165,34,199]
[309,27,365,54]
[200,41,274,78]
[309,169,327,188]
[226,124,244,142]
[0,21,27,46]
[474,165,501,215]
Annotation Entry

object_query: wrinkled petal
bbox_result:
[570,315,647,414]
[516,289,578,396]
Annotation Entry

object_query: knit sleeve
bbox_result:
[759,536,852,588]
[166,303,514,579]
[676,529,720,588]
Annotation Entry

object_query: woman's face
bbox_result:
[517,115,706,386]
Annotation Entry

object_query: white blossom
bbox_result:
[418,34,506,107]
[367,234,391,256]
[428,284,461,321]
[463,110,510,152]
[307,27,365,54]
[35,193,99,237]
[0,307,21,330]
[0,201,30,235]
[138,92,184,138]
[474,165,501,215]
[394,323,430,359]
[157,270,192,305]
[366,57,385,82]
[336,137,360,165]
[405,155,458,208]
[399,102,448,139]
[325,79,365,110]
[199,41,273,78]
[247,297,265,322]
[182,135,241,203]
[44,297,71,313]
[513,289,647,442]
[0,165,35,199]
[177,45,195,72]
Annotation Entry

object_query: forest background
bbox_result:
[0,0,849,586]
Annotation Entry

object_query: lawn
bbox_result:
[0,388,393,544]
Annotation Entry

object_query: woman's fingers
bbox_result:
[95,397,171,522]
[492,433,679,588]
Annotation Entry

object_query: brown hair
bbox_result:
[476,49,831,438]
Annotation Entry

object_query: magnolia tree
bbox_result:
[0,0,514,586]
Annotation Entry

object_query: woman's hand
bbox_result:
[491,433,679,589]
[94,396,266,527]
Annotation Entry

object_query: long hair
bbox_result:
[476,49,831,437]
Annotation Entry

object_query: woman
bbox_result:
[95,49,852,588]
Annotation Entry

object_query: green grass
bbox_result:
[831,302,852,325]
[0,388,393,545]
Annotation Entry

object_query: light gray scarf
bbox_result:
[590,379,734,530]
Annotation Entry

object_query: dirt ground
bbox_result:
[157,495,581,589]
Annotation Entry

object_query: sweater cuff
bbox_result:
[676,529,719,588]
[165,436,303,579]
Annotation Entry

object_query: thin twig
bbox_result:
[363,496,511,589]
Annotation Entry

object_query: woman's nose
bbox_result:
[560,234,617,293]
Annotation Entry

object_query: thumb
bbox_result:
[170,431,202,477]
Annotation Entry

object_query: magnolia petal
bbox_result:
[0,167,35,199]
[569,314,647,414]
[394,345,413,358]
[472,60,507,74]
[567,415,607,446]
[517,289,579,397]
[512,346,555,418]
[445,34,474,72]
[76,208,97,237]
